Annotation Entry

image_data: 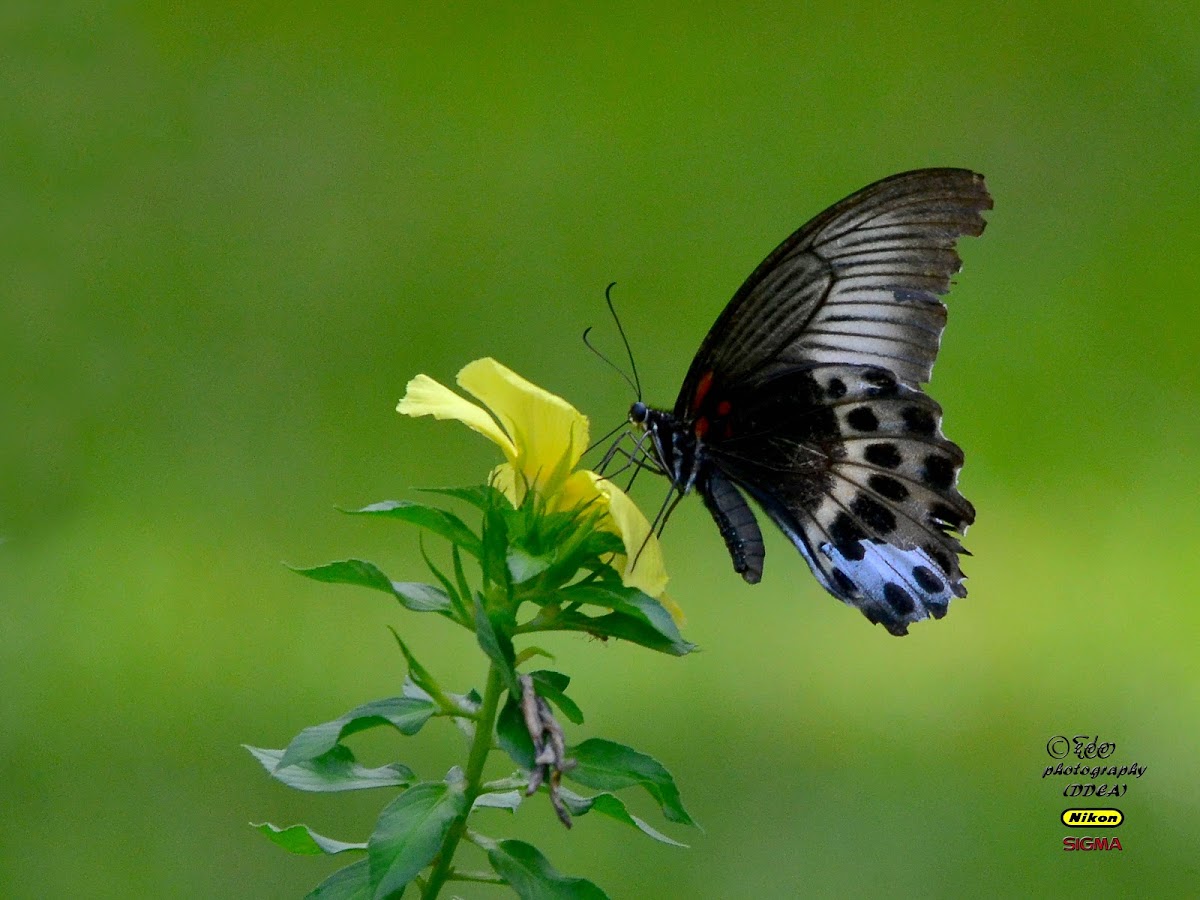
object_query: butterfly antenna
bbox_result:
[582,325,639,397]
[604,282,642,401]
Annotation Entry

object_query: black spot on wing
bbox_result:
[867,474,909,501]
[902,405,937,435]
[830,513,867,560]
[850,493,897,534]
[861,368,899,397]
[927,546,957,581]
[830,567,857,596]
[922,453,955,489]
[847,406,879,432]
[911,565,945,594]
[864,442,903,469]
[883,582,916,616]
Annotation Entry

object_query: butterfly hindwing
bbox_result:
[702,363,974,635]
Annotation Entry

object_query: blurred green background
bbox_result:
[4,2,1198,897]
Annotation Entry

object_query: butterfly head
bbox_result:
[628,401,649,426]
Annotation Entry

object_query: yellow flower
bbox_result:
[398,358,671,602]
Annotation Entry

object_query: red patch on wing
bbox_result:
[694,416,710,439]
[692,370,714,412]
[716,399,732,416]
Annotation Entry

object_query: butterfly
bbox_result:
[618,168,991,635]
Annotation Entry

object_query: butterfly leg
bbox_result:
[595,429,651,475]
[596,431,667,483]
[628,485,686,573]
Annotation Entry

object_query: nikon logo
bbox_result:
[1061,808,1123,827]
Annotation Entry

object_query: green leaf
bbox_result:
[473,593,519,695]
[253,822,366,856]
[450,543,472,611]
[566,738,697,828]
[289,560,453,614]
[246,744,414,793]
[495,696,535,769]
[417,484,505,511]
[305,859,373,900]
[480,501,514,594]
[368,779,468,898]
[515,646,555,666]
[388,630,450,708]
[417,538,465,620]
[557,789,688,847]
[529,670,584,725]
[390,582,454,614]
[290,559,391,593]
[486,839,609,900]
[559,584,692,653]
[545,608,694,656]
[342,500,482,558]
[278,698,435,769]
[472,789,523,812]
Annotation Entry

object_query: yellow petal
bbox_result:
[490,462,523,507]
[398,373,516,461]
[457,358,589,492]
[585,472,669,599]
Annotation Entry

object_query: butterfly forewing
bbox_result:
[675,168,991,418]
[658,168,990,635]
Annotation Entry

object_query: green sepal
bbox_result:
[565,738,698,828]
[253,822,366,856]
[544,530,623,585]
[557,788,688,847]
[289,560,453,615]
[305,859,373,900]
[341,500,482,558]
[278,697,435,769]
[507,547,552,584]
[368,773,469,898]
[485,839,609,900]
[246,744,414,793]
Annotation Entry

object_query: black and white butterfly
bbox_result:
[609,168,991,636]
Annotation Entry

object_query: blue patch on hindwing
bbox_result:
[819,540,954,635]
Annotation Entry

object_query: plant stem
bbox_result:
[422,661,505,899]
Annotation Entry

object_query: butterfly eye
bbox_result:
[628,401,648,424]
